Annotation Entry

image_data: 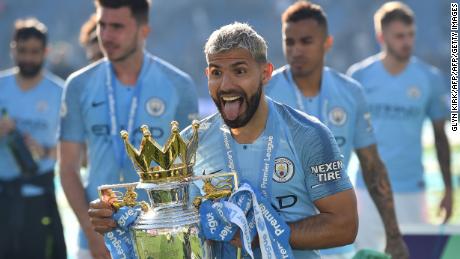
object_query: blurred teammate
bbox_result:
[347,1,452,252]
[266,2,408,258]
[0,18,66,259]
[59,0,199,258]
[79,13,103,62]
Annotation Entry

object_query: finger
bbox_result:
[90,199,113,209]
[89,208,115,218]
[93,223,116,234]
[90,215,116,226]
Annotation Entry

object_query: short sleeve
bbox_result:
[301,123,353,201]
[346,64,361,81]
[59,75,86,142]
[352,83,376,149]
[427,69,449,121]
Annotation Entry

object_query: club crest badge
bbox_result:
[328,107,347,126]
[273,157,295,183]
[407,86,421,99]
[145,97,165,117]
[36,100,48,113]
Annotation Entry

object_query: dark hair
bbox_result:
[374,2,414,34]
[282,1,328,35]
[13,18,48,46]
[94,0,150,24]
[80,14,98,46]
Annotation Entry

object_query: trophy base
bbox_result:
[131,224,211,259]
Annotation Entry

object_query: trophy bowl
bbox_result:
[98,121,238,259]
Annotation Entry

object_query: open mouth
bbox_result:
[221,95,244,121]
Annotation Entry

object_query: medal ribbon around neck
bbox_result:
[283,67,329,125]
[105,53,152,180]
[220,98,280,198]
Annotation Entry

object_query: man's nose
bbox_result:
[220,74,237,92]
[290,43,304,57]
[99,27,113,42]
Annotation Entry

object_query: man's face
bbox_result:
[282,19,331,78]
[206,48,272,128]
[381,20,415,61]
[12,37,46,78]
[97,6,146,62]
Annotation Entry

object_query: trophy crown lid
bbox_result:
[121,120,200,183]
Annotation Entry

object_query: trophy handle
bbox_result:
[190,172,242,259]
[98,182,149,212]
[190,171,239,208]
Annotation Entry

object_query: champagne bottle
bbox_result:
[1,108,38,177]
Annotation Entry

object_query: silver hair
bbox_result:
[204,22,268,63]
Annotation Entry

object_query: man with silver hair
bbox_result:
[89,22,358,258]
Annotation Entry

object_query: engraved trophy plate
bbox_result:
[98,121,238,259]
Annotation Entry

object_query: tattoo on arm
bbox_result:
[357,144,401,238]
[432,120,452,189]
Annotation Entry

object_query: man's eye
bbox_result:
[236,68,246,74]
[285,40,294,46]
[211,70,221,76]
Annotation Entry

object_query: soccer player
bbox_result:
[0,18,66,259]
[347,1,452,252]
[265,2,408,258]
[59,0,199,258]
[89,22,358,259]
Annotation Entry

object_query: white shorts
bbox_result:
[76,248,92,259]
[321,251,355,259]
[354,188,428,252]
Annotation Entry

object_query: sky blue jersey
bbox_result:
[348,55,449,192]
[59,52,198,248]
[182,97,353,259]
[266,66,375,255]
[0,68,63,195]
[266,66,375,166]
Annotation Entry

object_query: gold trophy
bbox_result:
[98,121,238,259]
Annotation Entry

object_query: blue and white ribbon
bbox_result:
[104,206,141,259]
[200,182,294,259]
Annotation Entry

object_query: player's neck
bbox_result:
[15,70,43,91]
[292,66,322,97]
[230,97,268,144]
[380,52,410,75]
[111,49,144,86]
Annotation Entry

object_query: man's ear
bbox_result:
[140,24,150,38]
[324,35,334,52]
[261,62,274,85]
[204,67,209,77]
[376,32,384,44]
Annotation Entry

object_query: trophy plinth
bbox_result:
[132,181,205,259]
[99,121,237,259]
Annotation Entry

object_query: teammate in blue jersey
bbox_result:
[59,0,199,258]
[347,1,453,253]
[80,13,104,63]
[265,2,408,258]
[0,18,66,259]
[89,22,358,259]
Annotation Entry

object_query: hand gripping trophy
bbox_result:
[98,121,239,259]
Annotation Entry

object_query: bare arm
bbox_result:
[432,119,453,223]
[356,144,408,258]
[288,189,358,249]
[59,141,110,258]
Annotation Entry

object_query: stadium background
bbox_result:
[0,0,458,258]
